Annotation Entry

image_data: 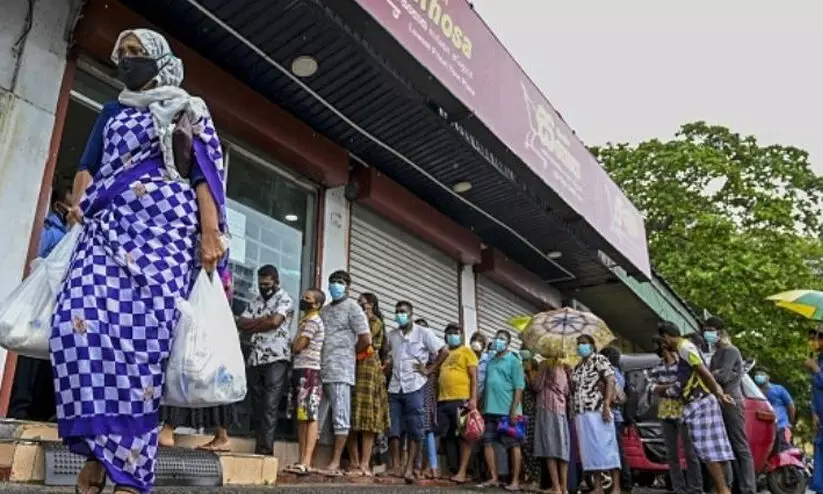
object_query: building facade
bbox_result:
[0,0,700,418]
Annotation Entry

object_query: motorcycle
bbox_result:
[763,429,810,494]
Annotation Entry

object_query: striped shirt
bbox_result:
[649,359,684,420]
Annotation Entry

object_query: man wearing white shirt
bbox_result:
[384,301,448,481]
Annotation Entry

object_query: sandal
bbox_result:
[478,480,500,489]
[75,459,107,494]
[320,468,344,477]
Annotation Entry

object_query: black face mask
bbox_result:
[259,286,275,300]
[117,56,163,91]
[299,300,314,312]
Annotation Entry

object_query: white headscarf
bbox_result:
[111,28,210,181]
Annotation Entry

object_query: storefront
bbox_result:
[0,0,704,423]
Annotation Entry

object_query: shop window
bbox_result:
[224,146,317,337]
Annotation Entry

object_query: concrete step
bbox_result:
[0,419,281,486]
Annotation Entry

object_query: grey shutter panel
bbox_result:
[349,206,460,341]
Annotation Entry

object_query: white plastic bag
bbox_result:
[162,269,247,407]
[0,226,82,360]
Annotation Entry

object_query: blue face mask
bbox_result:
[395,313,410,327]
[577,343,593,358]
[446,334,461,347]
[493,338,507,352]
[329,282,346,300]
[704,330,718,344]
[754,374,767,386]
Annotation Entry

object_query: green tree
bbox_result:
[591,122,823,424]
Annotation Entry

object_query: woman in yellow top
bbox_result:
[436,323,479,483]
[347,293,390,476]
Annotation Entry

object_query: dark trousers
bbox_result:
[247,361,289,455]
[662,419,703,494]
[722,402,756,494]
[8,356,55,421]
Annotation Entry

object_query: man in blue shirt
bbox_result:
[8,186,72,421]
[753,366,795,452]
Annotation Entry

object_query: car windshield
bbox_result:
[741,373,766,400]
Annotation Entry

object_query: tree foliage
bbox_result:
[591,122,823,424]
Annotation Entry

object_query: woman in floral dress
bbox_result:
[347,293,390,476]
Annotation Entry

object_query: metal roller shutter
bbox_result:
[476,276,539,350]
[349,206,460,340]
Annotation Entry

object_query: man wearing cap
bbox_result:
[804,327,823,494]
[657,321,735,494]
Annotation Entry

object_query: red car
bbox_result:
[619,353,776,489]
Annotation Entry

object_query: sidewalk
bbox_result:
[0,484,478,493]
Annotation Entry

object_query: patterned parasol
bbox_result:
[521,307,615,361]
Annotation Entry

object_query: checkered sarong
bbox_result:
[50,105,224,493]
[683,394,734,463]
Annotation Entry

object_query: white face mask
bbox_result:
[470,341,483,352]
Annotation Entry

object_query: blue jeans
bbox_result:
[389,388,425,441]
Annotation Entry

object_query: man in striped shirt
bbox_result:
[649,337,703,494]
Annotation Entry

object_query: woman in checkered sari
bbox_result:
[51,29,228,494]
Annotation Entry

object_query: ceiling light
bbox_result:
[291,55,318,78]
[284,214,299,222]
[452,181,472,193]
[547,251,562,259]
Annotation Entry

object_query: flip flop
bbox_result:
[505,485,522,492]
[450,476,468,484]
[196,442,231,453]
[320,469,344,478]
[477,480,500,489]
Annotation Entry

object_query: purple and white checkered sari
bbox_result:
[49,105,225,493]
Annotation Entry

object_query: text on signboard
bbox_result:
[413,0,473,59]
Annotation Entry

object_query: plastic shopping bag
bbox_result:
[0,226,82,360]
[162,269,247,407]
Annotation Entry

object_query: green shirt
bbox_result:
[484,351,525,416]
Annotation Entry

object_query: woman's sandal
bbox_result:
[75,459,107,494]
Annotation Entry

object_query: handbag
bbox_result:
[0,226,82,360]
[458,407,485,443]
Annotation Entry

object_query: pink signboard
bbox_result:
[353,0,651,278]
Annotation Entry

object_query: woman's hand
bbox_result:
[601,405,613,423]
[66,206,84,226]
[200,228,225,272]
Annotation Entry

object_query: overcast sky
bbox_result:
[471,0,823,174]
